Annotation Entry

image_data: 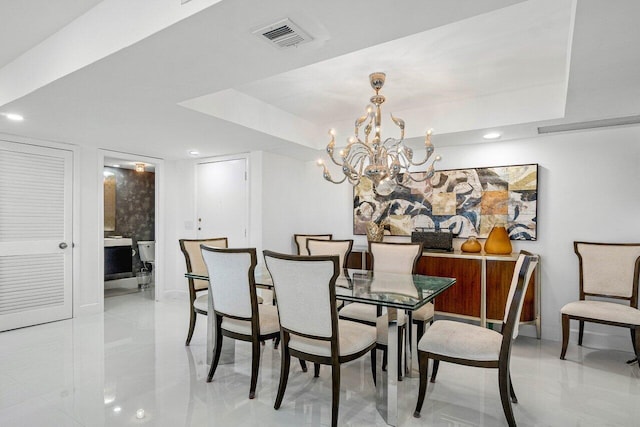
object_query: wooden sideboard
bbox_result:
[347,248,540,338]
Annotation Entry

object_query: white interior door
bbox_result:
[0,141,73,332]
[196,159,248,247]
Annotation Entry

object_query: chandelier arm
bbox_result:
[345,141,375,163]
[406,130,435,166]
[326,174,348,184]
[319,162,348,184]
[382,137,402,152]
[390,113,405,140]
[326,149,344,167]
[364,113,374,143]
[402,167,436,182]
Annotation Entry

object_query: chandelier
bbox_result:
[317,72,440,194]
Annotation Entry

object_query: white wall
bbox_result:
[75,146,104,315]
[298,125,640,347]
[260,151,308,254]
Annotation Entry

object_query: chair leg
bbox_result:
[509,371,518,403]
[413,351,429,418]
[370,348,377,386]
[430,359,439,383]
[416,320,425,343]
[498,364,517,427]
[207,316,223,382]
[314,363,321,377]
[330,362,341,427]
[578,320,585,346]
[299,359,308,372]
[273,336,280,349]
[398,325,404,381]
[560,314,570,359]
[274,335,291,410]
[249,337,261,399]
[631,327,640,363]
[185,308,197,346]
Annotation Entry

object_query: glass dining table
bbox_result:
[186,267,456,426]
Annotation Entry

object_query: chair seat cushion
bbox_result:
[561,300,640,325]
[412,302,434,322]
[418,320,502,362]
[289,319,376,358]
[339,303,406,326]
[221,304,280,336]
[193,293,208,313]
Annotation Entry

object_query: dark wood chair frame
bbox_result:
[414,251,536,427]
[294,233,333,255]
[560,241,640,363]
[264,251,376,427]
[179,237,228,346]
[201,246,280,399]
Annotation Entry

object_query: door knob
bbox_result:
[59,242,68,249]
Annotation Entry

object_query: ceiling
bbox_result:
[0,0,639,161]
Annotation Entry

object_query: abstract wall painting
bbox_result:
[353,163,538,240]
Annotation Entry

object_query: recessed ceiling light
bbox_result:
[1,112,24,121]
[188,150,199,156]
[483,132,501,140]
[113,406,122,413]
[112,164,120,168]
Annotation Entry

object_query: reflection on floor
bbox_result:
[104,285,154,298]
[0,292,638,426]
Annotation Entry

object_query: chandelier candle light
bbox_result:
[317,72,440,193]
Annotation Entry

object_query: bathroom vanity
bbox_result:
[104,237,133,278]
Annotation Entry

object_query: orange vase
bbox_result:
[484,226,512,255]
[461,236,482,253]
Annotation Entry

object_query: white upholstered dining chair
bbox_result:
[339,242,423,375]
[179,237,228,346]
[263,251,377,427]
[294,233,332,255]
[414,251,538,427]
[201,246,280,399]
[306,238,353,270]
[560,241,640,362]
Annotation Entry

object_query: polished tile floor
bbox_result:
[1,291,638,426]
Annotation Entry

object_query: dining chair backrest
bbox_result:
[307,239,353,269]
[370,241,423,274]
[294,234,333,255]
[180,237,228,291]
[502,251,538,339]
[574,242,640,303]
[264,251,339,339]
[201,246,257,320]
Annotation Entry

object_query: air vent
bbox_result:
[253,18,313,49]
[538,115,640,134]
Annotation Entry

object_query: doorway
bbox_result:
[100,152,162,302]
[196,157,249,247]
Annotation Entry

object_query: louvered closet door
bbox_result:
[0,141,73,332]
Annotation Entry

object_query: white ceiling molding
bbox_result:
[180,89,325,149]
[0,0,223,108]
[538,115,640,134]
